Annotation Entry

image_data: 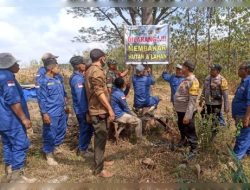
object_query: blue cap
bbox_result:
[135,64,145,72]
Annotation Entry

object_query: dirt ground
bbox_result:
[0,70,249,183]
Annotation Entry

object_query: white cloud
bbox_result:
[0,7,16,19]
[0,7,108,67]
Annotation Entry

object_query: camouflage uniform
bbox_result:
[174,74,199,151]
[106,69,121,89]
[200,74,229,136]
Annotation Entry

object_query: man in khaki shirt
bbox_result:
[174,60,199,159]
[85,49,115,178]
[200,64,229,140]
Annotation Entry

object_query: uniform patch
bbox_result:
[221,78,228,91]
[189,80,199,96]
[77,83,83,88]
[47,82,55,86]
[7,80,15,87]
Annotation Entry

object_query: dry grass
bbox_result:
[0,68,249,183]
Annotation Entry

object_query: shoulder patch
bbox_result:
[121,96,126,100]
[221,77,228,91]
[47,82,55,86]
[77,83,83,88]
[189,80,199,96]
[7,80,15,87]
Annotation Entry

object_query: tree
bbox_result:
[67,6,178,47]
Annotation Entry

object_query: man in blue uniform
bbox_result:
[111,77,143,141]
[36,52,69,154]
[132,64,160,110]
[162,64,184,104]
[0,53,36,183]
[232,63,250,160]
[69,56,94,158]
[37,57,68,166]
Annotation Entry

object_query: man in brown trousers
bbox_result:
[85,49,115,178]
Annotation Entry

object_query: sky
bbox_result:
[0,0,109,67]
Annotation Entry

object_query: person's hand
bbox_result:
[126,82,131,89]
[22,118,32,129]
[65,106,70,114]
[243,116,250,128]
[108,109,115,122]
[199,100,203,107]
[224,107,229,114]
[183,117,190,125]
[43,114,51,125]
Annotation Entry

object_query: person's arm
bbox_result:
[221,78,229,113]
[120,68,129,78]
[199,83,205,107]
[124,82,131,96]
[162,71,172,82]
[184,80,199,124]
[92,71,115,121]
[37,82,51,124]
[243,81,250,127]
[106,72,113,95]
[11,103,31,129]
[71,76,85,111]
[117,95,131,114]
[146,75,155,85]
[3,78,31,129]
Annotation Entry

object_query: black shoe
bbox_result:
[177,139,188,148]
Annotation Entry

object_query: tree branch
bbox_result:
[154,8,169,25]
[128,7,137,25]
[155,8,179,24]
[115,7,132,25]
[97,7,123,43]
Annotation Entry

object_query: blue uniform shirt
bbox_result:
[69,71,88,115]
[111,87,131,119]
[37,74,65,117]
[36,67,67,97]
[0,70,30,130]
[232,76,250,118]
[132,74,155,108]
[162,71,184,102]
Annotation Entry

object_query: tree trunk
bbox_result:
[227,8,231,67]
[207,7,213,66]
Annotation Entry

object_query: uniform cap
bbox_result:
[69,56,88,66]
[176,64,182,69]
[41,52,58,61]
[135,64,145,72]
[183,60,195,71]
[0,53,19,69]
[210,64,222,72]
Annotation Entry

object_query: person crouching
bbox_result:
[111,77,144,142]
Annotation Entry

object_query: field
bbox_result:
[0,67,250,183]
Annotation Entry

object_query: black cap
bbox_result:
[69,56,87,66]
[44,58,58,67]
[183,60,195,71]
[210,64,222,72]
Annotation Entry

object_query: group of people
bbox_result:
[0,49,250,182]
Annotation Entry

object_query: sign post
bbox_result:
[124,24,169,65]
